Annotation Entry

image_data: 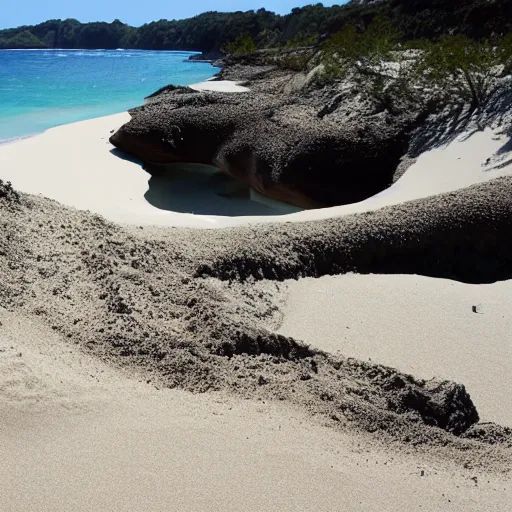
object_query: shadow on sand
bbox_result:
[143,163,302,217]
[109,148,144,166]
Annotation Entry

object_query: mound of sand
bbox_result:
[279,274,512,427]
[197,175,512,284]
[2,174,512,454]
[2,171,512,510]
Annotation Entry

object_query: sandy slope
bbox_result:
[279,274,512,428]
[1,310,510,512]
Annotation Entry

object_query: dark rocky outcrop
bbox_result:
[110,65,424,209]
[462,423,512,447]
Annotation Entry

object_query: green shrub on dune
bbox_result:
[318,17,512,112]
[420,35,512,109]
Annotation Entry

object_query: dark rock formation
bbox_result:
[110,65,424,208]
[387,378,479,435]
[462,423,512,447]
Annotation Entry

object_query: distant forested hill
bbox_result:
[1,1,512,51]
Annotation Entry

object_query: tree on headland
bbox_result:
[2,0,512,52]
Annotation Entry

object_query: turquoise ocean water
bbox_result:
[0,49,218,143]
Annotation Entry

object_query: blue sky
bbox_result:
[2,1,345,29]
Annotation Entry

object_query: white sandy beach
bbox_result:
[0,112,299,228]
[2,80,512,511]
[2,310,510,512]
[190,79,250,93]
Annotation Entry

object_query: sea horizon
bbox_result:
[0,49,219,143]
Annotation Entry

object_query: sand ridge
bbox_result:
[3,316,508,511]
[1,176,512,469]
[278,274,512,427]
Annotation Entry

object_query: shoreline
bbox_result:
[0,49,219,145]
[0,48,206,52]
[0,110,129,147]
